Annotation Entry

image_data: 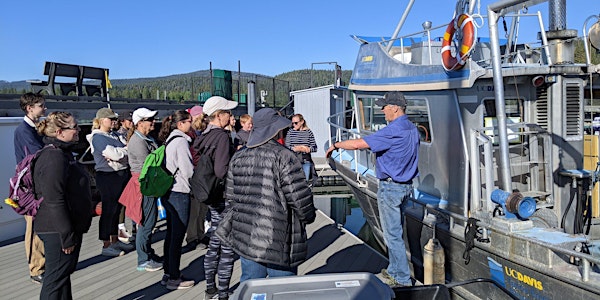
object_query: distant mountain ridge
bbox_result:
[0,69,352,95]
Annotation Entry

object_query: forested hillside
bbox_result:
[2,38,597,99]
[0,69,352,102]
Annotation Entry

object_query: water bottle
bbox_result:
[157,197,166,220]
[439,193,448,210]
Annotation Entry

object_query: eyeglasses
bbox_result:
[292,121,300,125]
[61,124,79,130]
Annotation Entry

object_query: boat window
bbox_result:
[358,97,383,131]
[483,98,523,143]
[406,99,431,143]
[358,96,431,142]
[483,99,522,117]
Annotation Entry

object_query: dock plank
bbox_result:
[0,210,390,299]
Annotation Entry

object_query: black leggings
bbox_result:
[96,170,130,241]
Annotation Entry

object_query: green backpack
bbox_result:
[139,136,182,197]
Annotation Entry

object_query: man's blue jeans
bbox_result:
[377,180,412,286]
[240,256,296,283]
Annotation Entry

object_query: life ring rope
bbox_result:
[441,13,478,71]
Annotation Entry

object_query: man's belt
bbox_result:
[383,178,413,185]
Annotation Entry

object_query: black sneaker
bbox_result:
[115,241,135,252]
[204,287,218,300]
[183,239,199,251]
[151,253,164,263]
[160,274,170,286]
[30,274,43,284]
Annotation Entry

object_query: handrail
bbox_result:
[411,196,600,283]
[470,122,552,213]
[330,108,599,282]
[368,11,551,69]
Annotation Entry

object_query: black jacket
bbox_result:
[215,140,316,267]
[33,137,93,248]
[193,127,233,179]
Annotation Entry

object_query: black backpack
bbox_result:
[189,130,225,205]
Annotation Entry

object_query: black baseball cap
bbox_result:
[375,91,407,107]
[119,110,133,121]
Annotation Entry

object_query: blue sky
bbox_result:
[0,0,593,82]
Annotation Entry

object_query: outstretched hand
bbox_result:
[325,145,336,158]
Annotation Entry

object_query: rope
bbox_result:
[463,217,479,265]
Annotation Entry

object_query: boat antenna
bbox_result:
[386,0,415,53]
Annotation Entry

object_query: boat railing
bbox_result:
[373,11,552,67]
[411,196,600,283]
[329,106,600,282]
[469,122,553,214]
[327,109,376,184]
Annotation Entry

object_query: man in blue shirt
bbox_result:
[13,92,47,284]
[326,91,419,287]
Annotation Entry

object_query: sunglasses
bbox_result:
[140,117,155,122]
[61,124,79,130]
[292,121,301,125]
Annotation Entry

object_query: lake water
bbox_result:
[313,192,386,254]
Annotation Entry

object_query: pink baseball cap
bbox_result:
[188,105,204,117]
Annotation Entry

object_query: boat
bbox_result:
[327,0,600,299]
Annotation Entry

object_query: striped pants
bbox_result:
[204,204,235,298]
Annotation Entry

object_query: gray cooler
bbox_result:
[230,272,394,300]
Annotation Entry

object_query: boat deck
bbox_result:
[0,210,389,299]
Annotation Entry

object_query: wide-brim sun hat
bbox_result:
[132,107,158,125]
[246,108,290,148]
[203,96,238,116]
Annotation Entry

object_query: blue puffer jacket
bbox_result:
[216,140,316,268]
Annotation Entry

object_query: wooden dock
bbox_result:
[0,210,390,299]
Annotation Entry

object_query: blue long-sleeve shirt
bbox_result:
[363,115,420,183]
[14,117,44,163]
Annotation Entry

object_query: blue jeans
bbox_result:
[302,162,311,181]
[377,180,412,286]
[136,195,157,264]
[162,191,190,279]
[240,256,296,283]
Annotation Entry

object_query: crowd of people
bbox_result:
[15,90,420,299]
[14,93,324,300]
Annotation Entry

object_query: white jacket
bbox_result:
[86,129,129,172]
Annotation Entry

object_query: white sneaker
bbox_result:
[166,277,195,290]
[118,227,132,243]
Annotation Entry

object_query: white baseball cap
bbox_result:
[203,96,238,116]
[132,107,158,125]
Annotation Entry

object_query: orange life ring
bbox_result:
[441,14,475,71]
